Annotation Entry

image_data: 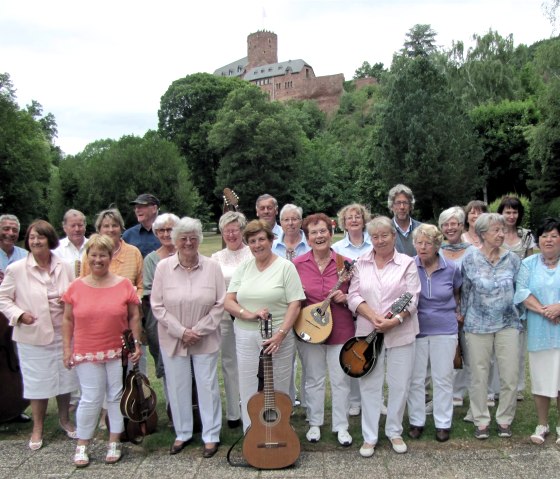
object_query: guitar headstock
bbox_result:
[223,188,239,211]
[121,329,135,355]
[339,259,356,281]
[390,292,413,315]
[260,313,273,340]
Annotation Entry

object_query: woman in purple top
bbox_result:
[406,224,462,443]
[293,213,354,447]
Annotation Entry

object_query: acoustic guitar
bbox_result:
[243,315,300,470]
[339,292,413,378]
[293,259,355,344]
[120,329,158,442]
[221,187,240,248]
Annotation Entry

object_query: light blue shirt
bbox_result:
[0,246,27,273]
[272,230,310,261]
[461,247,521,334]
[515,254,560,352]
[331,231,372,260]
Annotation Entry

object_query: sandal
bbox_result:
[105,442,122,464]
[74,445,89,468]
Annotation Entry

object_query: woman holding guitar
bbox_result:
[293,213,354,446]
[62,234,142,467]
[225,220,305,433]
[347,216,420,458]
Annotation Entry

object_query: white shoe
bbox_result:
[487,395,495,407]
[530,424,549,445]
[390,436,407,454]
[556,426,560,446]
[380,404,387,415]
[425,400,433,415]
[337,429,352,446]
[359,442,375,458]
[452,397,464,407]
[306,426,320,443]
[348,406,361,416]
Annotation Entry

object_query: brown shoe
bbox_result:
[435,428,450,442]
[408,425,424,439]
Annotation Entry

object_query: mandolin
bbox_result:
[120,329,158,442]
[293,259,355,344]
[243,315,300,470]
[339,292,412,378]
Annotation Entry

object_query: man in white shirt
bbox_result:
[53,209,87,275]
[255,194,282,238]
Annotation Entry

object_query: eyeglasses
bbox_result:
[345,215,362,221]
[442,222,460,228]
[371,233,391,241]
[281,217,301,223]
[308,228,329,236]
[393,201,410,207]
[156,228,173,234]
[177,236,199,243]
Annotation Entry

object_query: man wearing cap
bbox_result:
[122,193,161,258]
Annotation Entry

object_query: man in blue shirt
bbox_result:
[0,214,27,284]
[122,193,161,258]
[256,194,282,239]
[387,184,422,257]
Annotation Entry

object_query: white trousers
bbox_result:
[161,350,222,443]
[466,328,519,427]
[360,342,415,444]
[75,360,123,439]
[234,323,295,432]
[407,335,456,429]
[298,342,351,432]
[220,316,241,421]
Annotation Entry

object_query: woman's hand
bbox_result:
[543,303,560,323]
[63,351,74,370]
[373,315,398,333]
[130,344,143,364]
[331,291,347,305]
[182,328,201,346]
[263,330,285,355]
[18,312,37,325]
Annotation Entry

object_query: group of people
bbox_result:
[1,185,560,467]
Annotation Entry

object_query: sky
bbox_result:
[1,0,555,155]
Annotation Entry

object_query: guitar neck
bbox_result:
[263,353,276,408]
[318,269,349,311]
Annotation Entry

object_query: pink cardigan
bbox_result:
[0,254,74,345]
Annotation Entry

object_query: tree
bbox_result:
[354,61,386,80]
[372,32,484,220]
[158,73,245,219]
[209,85,305,213]
[402,24,437,58]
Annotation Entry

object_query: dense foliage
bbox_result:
[2,25,560,232]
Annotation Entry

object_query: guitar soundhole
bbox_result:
[262,408,279,423]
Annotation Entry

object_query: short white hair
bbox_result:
[172,217,203,244]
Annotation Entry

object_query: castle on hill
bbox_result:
[213,31,347,113]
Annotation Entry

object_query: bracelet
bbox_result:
[239,308,245,317]
[134,339,140,344]
[278,328,287,336]
[395,314,403,324]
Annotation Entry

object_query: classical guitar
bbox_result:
[221,187,240,248]
[120,329,158,442]
[243,315,300,470]
[293,259,356,344]
[339,292,413,378]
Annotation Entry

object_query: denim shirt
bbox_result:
[461,247,521,334]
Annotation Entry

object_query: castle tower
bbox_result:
[247,31,278,70]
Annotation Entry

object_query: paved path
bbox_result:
[1,437,559,479]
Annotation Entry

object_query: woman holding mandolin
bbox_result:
[225,220,305,432]
[293,213,354,446]
[151,217,225,458]
[347,216,420,458]
[62,234,142,467]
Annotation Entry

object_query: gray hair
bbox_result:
[172,217,203,244]
[336,203,371,232]
[279,204,303,221]
[94,208,125,232]
[474,213,505,242]
[438,206,465,230]
[219,211,248,232]
[366,216,396,236]
[413,224,444,249]
[0,214,20,230]
[387,184,415,210]
[255,194,278,209]
[62,209,86,226]
[153,213,180,231]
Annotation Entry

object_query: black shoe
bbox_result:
[10,413,31,423]
[169,438,191,455]
[435,428,450,442]
[202,442,220,458]
[408,425,424,439]
[227,419,241,429]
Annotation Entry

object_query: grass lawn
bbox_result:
[1,231,553,452]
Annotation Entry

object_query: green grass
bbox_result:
[1,232,550,451]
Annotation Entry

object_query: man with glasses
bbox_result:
[387,184,422,257]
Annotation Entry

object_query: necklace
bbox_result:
[179,258,199,270]
[541,255,560,268]
[314,255,330,270]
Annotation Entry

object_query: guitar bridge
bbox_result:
[257,442,288,448]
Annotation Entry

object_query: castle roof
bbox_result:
[214,57,248,77]
[244,59,312,81]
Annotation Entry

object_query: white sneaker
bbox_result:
[359,442,375,458]
[530,424,549,445]
[306,426,320,443]
[380,403,387,415]
[487,395,495,407]
[337,429,352,446]
[425,400,433,415]
[452,397,464,407]
[390,436,408,454]
[348,406,361,416]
